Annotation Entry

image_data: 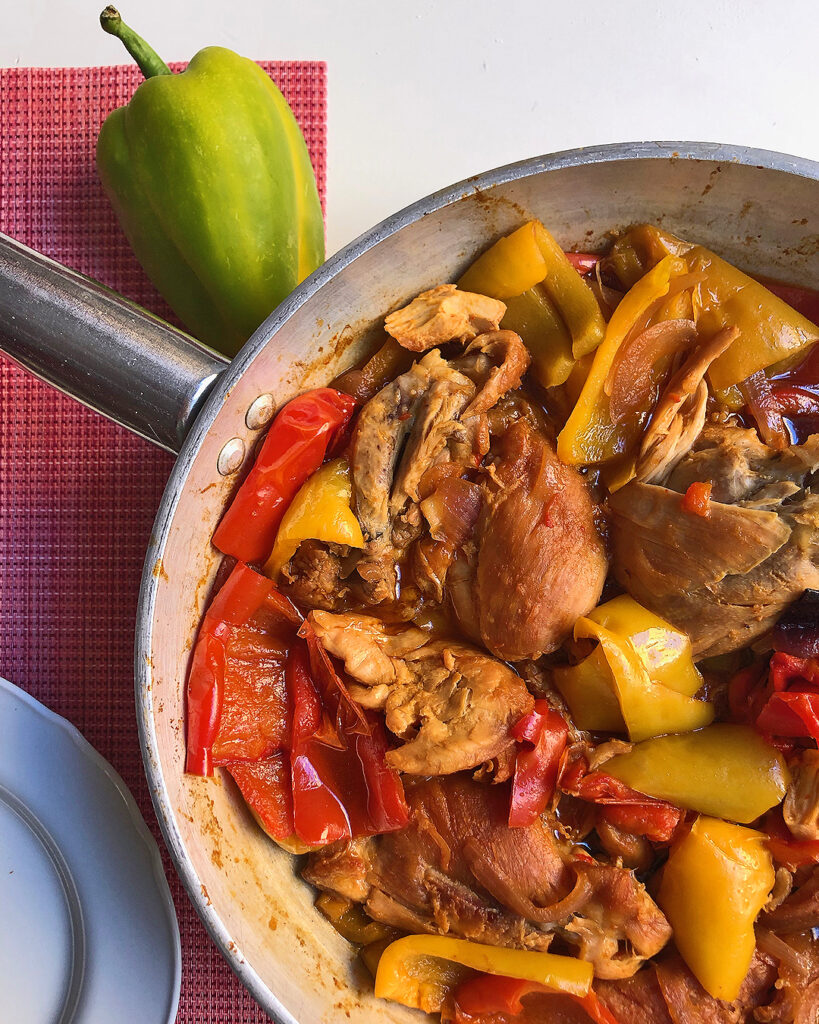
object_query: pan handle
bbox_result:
[0,233,229,454]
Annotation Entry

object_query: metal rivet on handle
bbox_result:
[217,437,246,476]
[245,393,275,430]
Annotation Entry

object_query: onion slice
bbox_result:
[756,926,811,977]
[739,370,791,450]
[605,319,698,424]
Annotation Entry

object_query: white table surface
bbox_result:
[4,0,819,258]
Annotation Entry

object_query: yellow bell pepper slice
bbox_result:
[687,245,819,390]
[658,816,775,1001]
[532,222,606,358]
[552,645,626,732]
[587,595,702,697]
[264,458,364,578]
[573,617,714,742]
[458,221,549,299]
[556,255,686,465]
[501,285,575,388]
[604,724,789,823]
[374,935,592,1012]
[608,224,819,389]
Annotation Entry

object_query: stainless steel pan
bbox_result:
[2,141,818,1023]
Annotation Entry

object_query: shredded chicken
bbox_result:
[384,284,506,352]
[784,749,819,841]
[450,419,608,661]
[307,610,533,774]
[636,325,739,484]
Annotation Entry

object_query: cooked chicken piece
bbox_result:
[636,326,738,484]
[351,349,476,602]
[563,862,672,979]
[784,749,819,841]
[611,426,819,657]
[450,420,607,661]
[279,540,351,611]
[456,330,533,421]
[305,774,671,979]
[609,482,790,599]
[307,610,533,774]
[384,284,506,352]
[667,423,819,504]
[304,775,570,951]
[655,950,778,1024]
[597,970,674,1024]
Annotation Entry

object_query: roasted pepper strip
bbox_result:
[587,594,702,697]
[533,222,606,358]
[264,457,364,578]
[225,753,316,855]
[552,646,626,732]
[458,221,549,299]
[97,9,324,357]
[573,616,713,742]
[501,286,575,388]
[213,388,356,565]
[454,974,621,1023]
[374,935,593,1012]
[509,703,568,827]
[185,562,299,775]
[658,816,775,1001]
[604,724,789,823]
[763,811,819,869]
[557,255,685,465]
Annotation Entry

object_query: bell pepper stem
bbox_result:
[99,7,173,79]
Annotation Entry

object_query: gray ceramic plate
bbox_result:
[0,676,181,1023]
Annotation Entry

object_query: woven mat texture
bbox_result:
[0,60,326,1023]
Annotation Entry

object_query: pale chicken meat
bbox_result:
[307,609,533,774]
[450,420,607,661]
[635,325,739,484]
[610,424,819,657]
[783,749,819,841]
[384,284,506,352]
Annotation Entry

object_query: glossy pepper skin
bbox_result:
[658,816,775,1001]
[604,724,789,823]
[96,8,324,356]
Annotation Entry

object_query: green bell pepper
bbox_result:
[96,7,324,356]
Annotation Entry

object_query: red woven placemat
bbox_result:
[0,61,326,1022]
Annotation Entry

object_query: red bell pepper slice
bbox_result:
[560,762,682,843]
[454,973,621,1024]
[763,281,819,325]
[564,251,602,277]
[285,639,409,846]
[287,641,352,846]
[757,691,819,741]
[509,702,568,828]
[186,562,300,776]
[212,388,357,565]
[763,810,819,869]
[226,753,294,841]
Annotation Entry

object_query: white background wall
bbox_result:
[4,0,818,256]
